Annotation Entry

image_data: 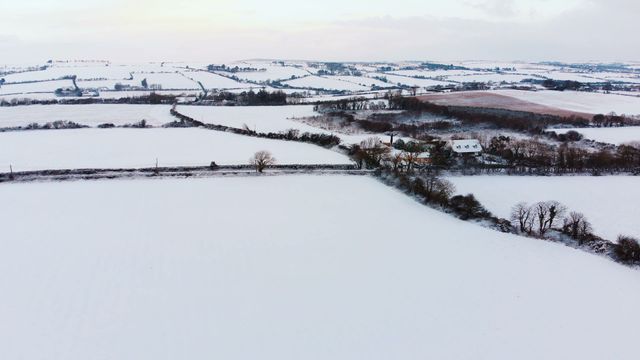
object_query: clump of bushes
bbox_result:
[615,236,640,264]
[449,194,491,220]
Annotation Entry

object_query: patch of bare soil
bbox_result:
[418,92,594,119]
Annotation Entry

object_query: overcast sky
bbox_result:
[0,0,637,63]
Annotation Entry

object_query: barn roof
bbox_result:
[451,139,482,154]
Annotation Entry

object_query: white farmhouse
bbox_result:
[450,139,483,156]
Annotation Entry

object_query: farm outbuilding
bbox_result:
[450,139,483,156]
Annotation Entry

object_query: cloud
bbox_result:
[465,0,517,17]
[0,0,638,63]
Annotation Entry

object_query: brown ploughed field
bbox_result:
[418,92,594,118]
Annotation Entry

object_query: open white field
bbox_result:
[136,72,199,89]
[1,175,640,359]
[389,69,487,78]
[1,63,175,83]
[329,75,392,88]
[448,175,640,240]
[2,65,133,83]
[180,70,249,89]
[0,104,174,128]
[551,126,640,145]
[534,71,602,83]
[369,73,453,88]
[177,105,397,145]
[76,79,139,90]
[492,90,640,115]
[283,75,370,91]
[0,79,75,95]
[178,105,317,130]
[446,73,536,83]
[226,64,310,82]
[0,128,351,171]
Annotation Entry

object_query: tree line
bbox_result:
[203,89,287,106]
[511,201,640,265]
[485,135,640,173]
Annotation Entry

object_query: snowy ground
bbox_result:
[448,175,640,240]
[136,72,199,90]
[223,64,310,83]
[0,79,75,95]
[0,104,175,127]
[1,175,640,359]
[177,105,318,130]
[0,128,351,171]
[490,90,640,116]
[551,126,640,145]
[5,61,640,103]
[181,70,250,90]
[446,73,537,83]
[368,73,453,88]
[283,76,370,91]
[177,105,393,145]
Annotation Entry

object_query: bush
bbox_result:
[615,236,640,263]
[449,194,491,220]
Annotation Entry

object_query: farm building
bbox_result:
[450,139,482,156]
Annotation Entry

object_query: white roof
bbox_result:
[451,139,482,154]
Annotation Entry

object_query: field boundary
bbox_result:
[0,164,365,183]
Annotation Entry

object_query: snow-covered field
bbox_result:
[0,128,351,171]
[97,90,201,99]
[283,76,370,91]
[491,90,640,115]
[0,104,175,127]
[369,73,453,88]
[551,126,640,145]
[5,61,640,103]
[178,105,316,130]
[329,75,393,88]
[224,64,310,83]
[448,176,640,240]
[389,69,486,78]
[0,79,75,95]
[1,175,640,359]
[446,73,536,83]
[180,70,249,89]
[137,72,199,89]
[176,105,384,144]
[2,65,132,83]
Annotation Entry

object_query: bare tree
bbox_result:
[402,141,426,173]
[511,202,533,234]
[384,151,404,172]
[545,201,566,231]
[563,212,593,243]
[534,202,550,235]
[250,151,276,173]
[533,201,567,236]
[423,176,455,205]
[359,137,390,168]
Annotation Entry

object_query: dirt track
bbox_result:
[418,92,594,119]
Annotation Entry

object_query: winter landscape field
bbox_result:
[3,175,640,360]
[3,57,640,360]
[3,0,640,358]
[0,128,351,171]
[0,104,175,127]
